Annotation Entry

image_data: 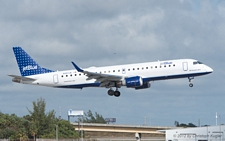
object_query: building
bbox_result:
[165,125,225,141]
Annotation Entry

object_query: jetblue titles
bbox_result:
[23,65,38,72]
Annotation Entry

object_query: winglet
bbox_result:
[71,62,84,72]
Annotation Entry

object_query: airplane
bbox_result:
[9,47,213,97]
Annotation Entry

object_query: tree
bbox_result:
[174,121,197,128]
[27,97,56,138]
[0,98,79,139]
[188,123,197,127]
[0,113,29,140]
[26,97,79,139]
[174,121,179,126]
[79,110,106,124]
[57,120,79,138]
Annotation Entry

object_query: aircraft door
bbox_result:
[183,62,188,71]
[53,74,59,84]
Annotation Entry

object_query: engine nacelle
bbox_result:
[123,76,143,88]
[135,82,151,90]
[12,78,21,83]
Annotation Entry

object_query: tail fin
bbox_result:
[13,47,54,76]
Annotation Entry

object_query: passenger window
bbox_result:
[146,67,148,69]
[137,68,139,70]
[133,68,135,70]
[61,75,63,77]
[118,70,120,72]
[113,70,115,72]
[128,69,130,71]
[66,75,68,77]
[173,64,175,67]
[155,66,157,68]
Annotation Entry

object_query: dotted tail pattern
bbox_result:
[13,47,54,76]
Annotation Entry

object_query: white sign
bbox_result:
[68,109,84,116]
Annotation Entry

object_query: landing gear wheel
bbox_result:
[188,77,194,88]
[108,89,114,96]
[114,91,121,97]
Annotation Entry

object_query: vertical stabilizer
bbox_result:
[13,47,54,76]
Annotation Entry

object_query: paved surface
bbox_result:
[88,137,165,141]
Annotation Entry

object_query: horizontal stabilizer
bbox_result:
[8,74,36,81]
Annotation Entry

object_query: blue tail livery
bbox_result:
[13,47,54,76]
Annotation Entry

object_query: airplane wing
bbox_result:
[71,62,123,87]
[8,75,36,81]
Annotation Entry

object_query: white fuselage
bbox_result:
[20,59,213,89]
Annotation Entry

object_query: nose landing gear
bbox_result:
[188,77,194,87]
[189,83,193,87]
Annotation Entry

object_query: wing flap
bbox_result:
[86,75,101,80]
[85,71,123,81]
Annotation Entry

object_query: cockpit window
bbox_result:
[197,61,203,64]
[193,61,203,65]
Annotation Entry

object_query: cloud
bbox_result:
[0,0,224,126]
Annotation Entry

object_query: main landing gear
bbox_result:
[108,88,121,97]
[188,77,194,87]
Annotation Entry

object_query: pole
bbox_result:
[144,117,146,126]
[56,124,58,141]
[81,115,83,141]
[59,106,61,119]
[216,112,218,126]
[219,115,221,141]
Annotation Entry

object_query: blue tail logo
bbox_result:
[13,47,54,76]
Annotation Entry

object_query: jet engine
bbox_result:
[12,78,21,83]
[135,82,151,90]
[123,76,143,88]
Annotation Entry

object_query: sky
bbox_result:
[0,0,225,126]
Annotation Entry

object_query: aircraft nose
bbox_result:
[206,66,213,73]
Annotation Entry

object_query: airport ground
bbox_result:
[84,131,165,140]
[0,133,165,141]
[89,137,164,141]
[16,138,165,141]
